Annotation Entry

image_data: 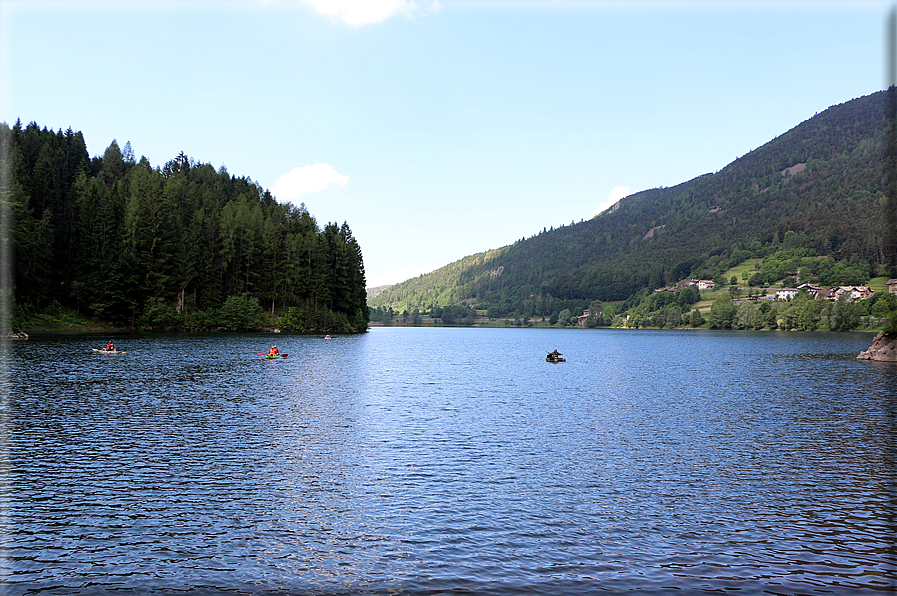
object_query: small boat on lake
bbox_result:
[92,348,126,354]
[259,346,288,359]
[546,350,565,363]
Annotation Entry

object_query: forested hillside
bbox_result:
[2,120,368,332]
[370,89,894,318]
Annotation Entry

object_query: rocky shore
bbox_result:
[856,332,897,362]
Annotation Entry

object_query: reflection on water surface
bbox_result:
[4,329,895,594]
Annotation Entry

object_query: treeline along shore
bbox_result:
[369,277,896,333]
[2,120,368,333]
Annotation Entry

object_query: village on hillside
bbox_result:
[569,278,897,327]
[650,278,895,303]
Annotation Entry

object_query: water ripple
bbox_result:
[4,330,895,595]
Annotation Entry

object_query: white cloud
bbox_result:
[592,186,630,218]
[300,0,440,26]
[271,163,349,201]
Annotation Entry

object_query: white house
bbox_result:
[776,288,799,301]
[796,283,822,298]
[832,286,874,301]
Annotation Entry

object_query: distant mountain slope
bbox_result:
[366,285,393,299]
[370,90,890,314]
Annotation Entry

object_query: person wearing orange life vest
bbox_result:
[268,346,279,356]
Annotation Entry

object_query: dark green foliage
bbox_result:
[368,305,396,324]
[773,293,822,331]
[136,296,177,330]
[370,90,891,315]
[733,301,764,330]
[826,293,860,332]
[885,86,897,279]
[708,296,737,329]
[584,300,606,327]
[689,308,705,327]
[2,121,368,332]
[217,294,265,331]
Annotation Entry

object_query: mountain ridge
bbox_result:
[369,89,891,315]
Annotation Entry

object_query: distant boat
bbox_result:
[324,335,331,339]
[92,348,126,354]
[546,350,565,363]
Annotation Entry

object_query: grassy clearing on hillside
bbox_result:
[722,258,762,285]
[868,277,888,293]
[693,300,713,314]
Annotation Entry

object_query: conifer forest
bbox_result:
[1,120,369,332]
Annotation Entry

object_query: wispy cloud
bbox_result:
[271,163,349,201]
[299,0,441,26]
[592,186,630,218]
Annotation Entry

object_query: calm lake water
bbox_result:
[3,328,895,595]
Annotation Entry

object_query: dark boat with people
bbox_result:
[546,350,565,363]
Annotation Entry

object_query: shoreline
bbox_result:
[14,313,888,335]
[367,321,882,333]
[15,323,365,335]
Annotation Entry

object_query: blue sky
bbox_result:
[0,0,890,288]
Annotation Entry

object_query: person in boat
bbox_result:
[104,341,115,352]
[551,349,562,357]
[268,346,279,356]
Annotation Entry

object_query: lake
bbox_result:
[3,327,895,595]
